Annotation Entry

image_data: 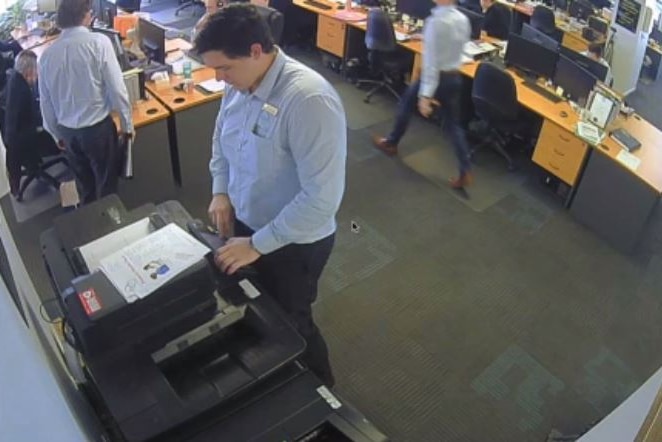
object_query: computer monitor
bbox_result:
[396,0,433,20]
[587,15,608,34]
[651,26,662,44]
[37,0,59,13]
[559,46,608,82]
[553,54,597,104]
[568,0,594,22]
[504,33,559,80]
[92,27,131,71]
[457,6,485,40]
[139,18,166,64]
[521,23,560,50]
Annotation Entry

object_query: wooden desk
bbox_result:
[570,113,662,252]
[145,67,221,112]
[146,67,222,214]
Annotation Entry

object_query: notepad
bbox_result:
[197,79,226,93]
[616,150,641,171]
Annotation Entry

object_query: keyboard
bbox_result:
[522,79,563,103]
[304,0,333,9]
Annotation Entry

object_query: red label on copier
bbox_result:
[78,288,102,316]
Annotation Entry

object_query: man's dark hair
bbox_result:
[57,0,92,28]
[588,41,605,57]
[194,4,274,58]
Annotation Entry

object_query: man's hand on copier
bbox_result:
[214,237,261,275]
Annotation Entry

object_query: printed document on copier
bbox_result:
[98,223,209,302]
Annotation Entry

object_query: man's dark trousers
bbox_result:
[59,115,119,205]
[386,73,471,175]
[235,220,336,387]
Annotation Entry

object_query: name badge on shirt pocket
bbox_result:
[252,103,279,138]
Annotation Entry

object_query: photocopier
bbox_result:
[40,195,388,442]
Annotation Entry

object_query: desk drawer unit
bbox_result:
[317,15,346,58]
[532,120,588,186]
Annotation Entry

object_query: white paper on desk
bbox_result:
[461,55,474,65]
[79,218,152,272]
[99,223,209,302]
[198,79,226,93]
[616,150,641,171]
[463,41,496,56]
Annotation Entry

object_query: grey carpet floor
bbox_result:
[5,48,662,442]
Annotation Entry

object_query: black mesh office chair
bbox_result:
[531,5,564,42]
[175,0,205,16]
[356,9,409,103]
[459,0,482,13]
[15,146,68,202]
[471,62,523,170]
[256,5,285,45]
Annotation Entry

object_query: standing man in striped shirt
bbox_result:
[39,0,133,205]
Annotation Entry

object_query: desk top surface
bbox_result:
[132,95,171,127]
[145,67,223,112]
[111,95,170,129]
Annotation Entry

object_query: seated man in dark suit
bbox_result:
[3,50,60,196]
[481,0,511,40]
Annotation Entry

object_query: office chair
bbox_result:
[471,62,525,170]
[256,5,285,45]
[15,150,68,202]
[531,6,556,34]
[355,9,409,103]
[175,0,205,16]
[531,5,564,42]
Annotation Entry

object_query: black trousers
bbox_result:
[235,220,336,387]
[59,115,119,205]
[388,73,471,175]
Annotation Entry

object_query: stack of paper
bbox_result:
[123,68,143,106]
[576,121,604,146]
[95,223,210,303]
[198,79,226,93]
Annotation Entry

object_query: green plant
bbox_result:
[0,0,29,41]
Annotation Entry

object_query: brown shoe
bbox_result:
[372,135,398,156]
[449,172,473,189]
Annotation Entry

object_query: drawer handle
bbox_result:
[548,162,560,171]
[558,134,571,142]
[553,148,565,156]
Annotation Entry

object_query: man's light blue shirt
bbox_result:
[38,26,133,141]
[419,5,470,97]
[210,49,347,255]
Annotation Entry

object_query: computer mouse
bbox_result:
[560,111,568,118]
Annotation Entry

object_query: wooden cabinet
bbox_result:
[316,15,346,58]
[532,120,588,186]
